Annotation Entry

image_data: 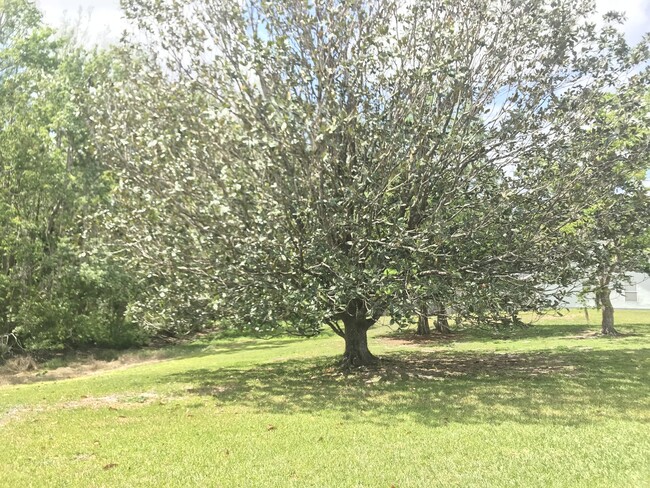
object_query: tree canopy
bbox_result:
[0,0,647,361]
[86,0,650,364]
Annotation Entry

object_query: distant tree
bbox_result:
[93,0,649,365]
[567,91,650,335]
[416,302,450,336]
[574,188,650,335]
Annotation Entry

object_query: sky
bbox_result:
[37,0,127,45]
[37,0,650,46]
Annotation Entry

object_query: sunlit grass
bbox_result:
[1,310,648,487]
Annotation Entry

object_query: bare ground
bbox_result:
[0,351,169,386]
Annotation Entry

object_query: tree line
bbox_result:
[1,0,648,363]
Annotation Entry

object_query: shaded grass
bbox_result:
[0,310,649,487]
[171,347,649,427]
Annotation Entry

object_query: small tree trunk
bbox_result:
[510,312,524,327]
[417,306,431,336]
[435,304,451,334]
[341,316,378,367]
[600,287,618,335]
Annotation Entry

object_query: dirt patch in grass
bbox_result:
[0,329,229,386]
[0,352,169,386]
[0,406,34,427]
[1,392,168,427]
[61,392,162,409]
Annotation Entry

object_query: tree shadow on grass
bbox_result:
[168,348,649,427]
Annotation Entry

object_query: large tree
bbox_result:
[93,0,649,365]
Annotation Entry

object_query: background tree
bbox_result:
[0,0,140,354]
[92,0,649,365]
[566,91,650,335]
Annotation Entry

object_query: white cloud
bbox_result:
[37,0,128,45]
[36,0,649,46]
[595,0,650,43]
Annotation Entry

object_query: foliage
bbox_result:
[1,0,648,357]
[91,0,650,362]
[0,0,142,351]
[565,90,650,334]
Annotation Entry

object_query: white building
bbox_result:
[561,272,650,310]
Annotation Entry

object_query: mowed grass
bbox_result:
[1,310,649,487]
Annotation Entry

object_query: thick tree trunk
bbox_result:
[341,316,378,367]
[600,287,618,335]
[435,304,451,334]
[417,306,431,336]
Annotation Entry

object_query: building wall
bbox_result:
[560,272,650,310]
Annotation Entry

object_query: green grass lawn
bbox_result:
[1,309,649,487]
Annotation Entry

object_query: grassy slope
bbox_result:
[1,310,649,487]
